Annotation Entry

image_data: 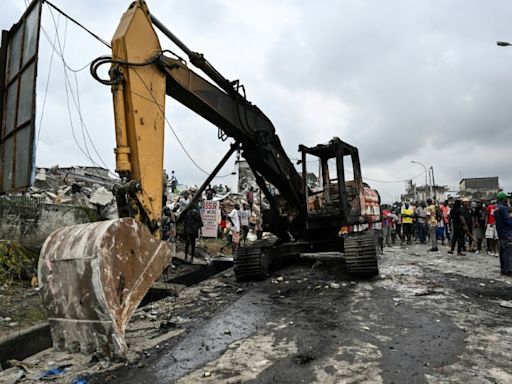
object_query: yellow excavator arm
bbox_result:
[38,1,171,358]
[110,1,166,234]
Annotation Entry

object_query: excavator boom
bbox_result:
[38,1,172,358]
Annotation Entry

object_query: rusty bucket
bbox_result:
[38,218,172,358]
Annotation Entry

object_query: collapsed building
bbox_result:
[0,166,118,249]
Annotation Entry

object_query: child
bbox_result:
[436,221,445,245]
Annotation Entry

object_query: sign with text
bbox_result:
[201,200,220,238]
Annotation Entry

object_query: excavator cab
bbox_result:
[300,137,366,229]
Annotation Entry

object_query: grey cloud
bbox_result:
[2,0,511,202]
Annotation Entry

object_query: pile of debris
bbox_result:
[21,166,118,219]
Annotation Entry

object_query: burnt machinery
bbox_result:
[38,0,381,358]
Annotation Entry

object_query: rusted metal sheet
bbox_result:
[38,218,172,358]
[0,0,42,193]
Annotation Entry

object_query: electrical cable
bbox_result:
[42,0,111,49]
[39,25,94,73]
[293,155,427,183]
[35,11,59,151]
[91,55,235,178]
[342,161,427,184]
[46,6,115,177]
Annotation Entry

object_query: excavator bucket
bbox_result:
[38,218,172,358]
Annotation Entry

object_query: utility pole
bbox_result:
[430,166,436,201]
[411,160,429,200]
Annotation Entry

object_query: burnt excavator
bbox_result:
[38,0,381,358]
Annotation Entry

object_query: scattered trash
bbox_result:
[71,377,88,384]
[236,288,244,294]
[276,276,284,282]
[203,371,211,377]
[40,365,72,380]
[224,329,231,335]
[499,300,512,309]
[362,326,370,331]
[479,283,486,287]
[329,282,340,289]
[414,290,439,296]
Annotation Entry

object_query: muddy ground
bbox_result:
[95,242,512,384]
[0,243,210,339]
[2,242,512,383]
[0,284,46,338]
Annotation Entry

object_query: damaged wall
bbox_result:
[0,198,96,249]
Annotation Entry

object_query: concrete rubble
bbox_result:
[26,166,118,217]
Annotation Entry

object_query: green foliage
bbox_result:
[0,240,39,285]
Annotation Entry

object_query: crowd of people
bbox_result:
[381,192,512,277]
[160,168,512,277]
[218,188,261,255]
[160,184,261,260]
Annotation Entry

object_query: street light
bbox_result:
[430,166,436,200]
[411,160,428,200]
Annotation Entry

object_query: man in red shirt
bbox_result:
[485,201,498,256]
[440,201,451,242]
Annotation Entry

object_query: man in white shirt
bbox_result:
[240,203,251,244]
[229,203,241,254]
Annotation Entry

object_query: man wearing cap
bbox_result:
[495,192,512,276]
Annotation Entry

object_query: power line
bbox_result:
[42,0,111,49]
[130,67,236,179]
[45,5,115,177]
[35,10,58,151]
[360,170,427,184]
[41,1,234,180]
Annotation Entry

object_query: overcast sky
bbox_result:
[2,0,512,203]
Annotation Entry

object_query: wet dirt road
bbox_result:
[92,244,512,384]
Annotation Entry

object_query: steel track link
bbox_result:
[233,244,269,281]
[344,231,379,277]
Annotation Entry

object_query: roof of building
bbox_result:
[460,177,499,190]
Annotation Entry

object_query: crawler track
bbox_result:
[234,244,270,281]
[344,231,379,277]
